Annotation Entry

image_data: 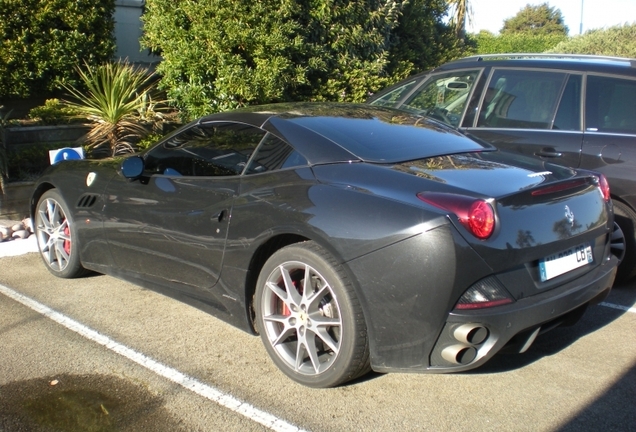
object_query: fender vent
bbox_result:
[77,194,98,208]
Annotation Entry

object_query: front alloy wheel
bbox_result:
[35,189,87,278]
[255,242,370,387]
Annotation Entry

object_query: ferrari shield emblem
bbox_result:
[86,172,97,187]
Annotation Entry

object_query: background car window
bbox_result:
[553,74,582,131]
[144,122,266,176]
[245,133,307,174]
[402,70,480,127]
[369,80,419,107]
[477,69,567,130]
[586,75,636,134]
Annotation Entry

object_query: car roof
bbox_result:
[198,103,493,164]
[367,53,636,104]
[439,53,636,75]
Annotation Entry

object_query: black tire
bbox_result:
[34,189,88,278]
[612,200,636,283]
[254,241,370,388]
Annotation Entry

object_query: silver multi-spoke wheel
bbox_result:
[35,189,87,278]
[255,242,370,387]
[262,261,342,376]
[36,196,72,272]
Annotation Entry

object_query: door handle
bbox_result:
[535,149,562,158]
[213,210,227,222]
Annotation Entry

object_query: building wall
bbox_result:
[114,0,158,64]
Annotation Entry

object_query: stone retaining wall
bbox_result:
[0,182,34,220]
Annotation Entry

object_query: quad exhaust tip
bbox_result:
[441,344,477,365]
[454,324,489,345]
[441,324,490,365]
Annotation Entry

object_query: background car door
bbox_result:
[463,69,584,169]
[103,122,266,294]
[582,74,636,210]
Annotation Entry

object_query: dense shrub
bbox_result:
[28,99,80,125]
[473,31,567,54]
[142,0,462,119]
[547,24,636,57]
[0,0,115,99]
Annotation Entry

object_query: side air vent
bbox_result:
[77,194,99,208]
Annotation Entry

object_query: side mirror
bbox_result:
[121,156,145,179]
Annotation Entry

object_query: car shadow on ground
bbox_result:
[556,362,636,431]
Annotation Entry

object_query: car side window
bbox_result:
[401,70,480,127]
[144,122,266,177]
[477,69,568,130]
[245,133,307,174]
[553,74,582,131]
[586,75,636,134]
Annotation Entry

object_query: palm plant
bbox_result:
[447,0,473,41]
[63,62,165,156]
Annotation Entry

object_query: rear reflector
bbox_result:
[455,276,514,310]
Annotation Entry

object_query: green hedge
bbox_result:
[0,0,116,98]
[473,31,567,54]
[547,24,636,57]
[142,0,462,119]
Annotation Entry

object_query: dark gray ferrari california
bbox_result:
[31,103,618,387]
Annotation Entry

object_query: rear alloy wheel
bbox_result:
[35,189,88,278]
[255,241,370,388]
[611,200,636,283]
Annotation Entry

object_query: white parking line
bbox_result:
[0,283,305,432]
[599,301,636,314]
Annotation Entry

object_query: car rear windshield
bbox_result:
[288,115,491,163]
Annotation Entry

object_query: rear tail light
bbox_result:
[417,192,495,239]
[597,174,610,202]
[455,276,514,310]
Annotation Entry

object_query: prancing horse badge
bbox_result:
[86,172,97,187]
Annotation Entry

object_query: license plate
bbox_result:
[539,243,593,282]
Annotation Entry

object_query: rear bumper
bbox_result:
[425,254,618,372]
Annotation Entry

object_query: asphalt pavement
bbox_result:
[1,246,635,431]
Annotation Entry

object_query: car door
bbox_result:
[463,68,584,169]
[582,74,636,210]
[103,121,266,295]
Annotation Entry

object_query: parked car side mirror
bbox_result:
[121,155,145,179]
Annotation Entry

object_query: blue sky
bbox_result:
[467,0,636,35]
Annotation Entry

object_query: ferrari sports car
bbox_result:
[31,103,617,388]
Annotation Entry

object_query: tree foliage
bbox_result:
[142,0,462,120]
[501,3,568,36]
[0,0,116,99]
[547,24,636,57]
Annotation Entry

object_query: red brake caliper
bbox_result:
[63,224,71,255]
[281,278,302,316]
